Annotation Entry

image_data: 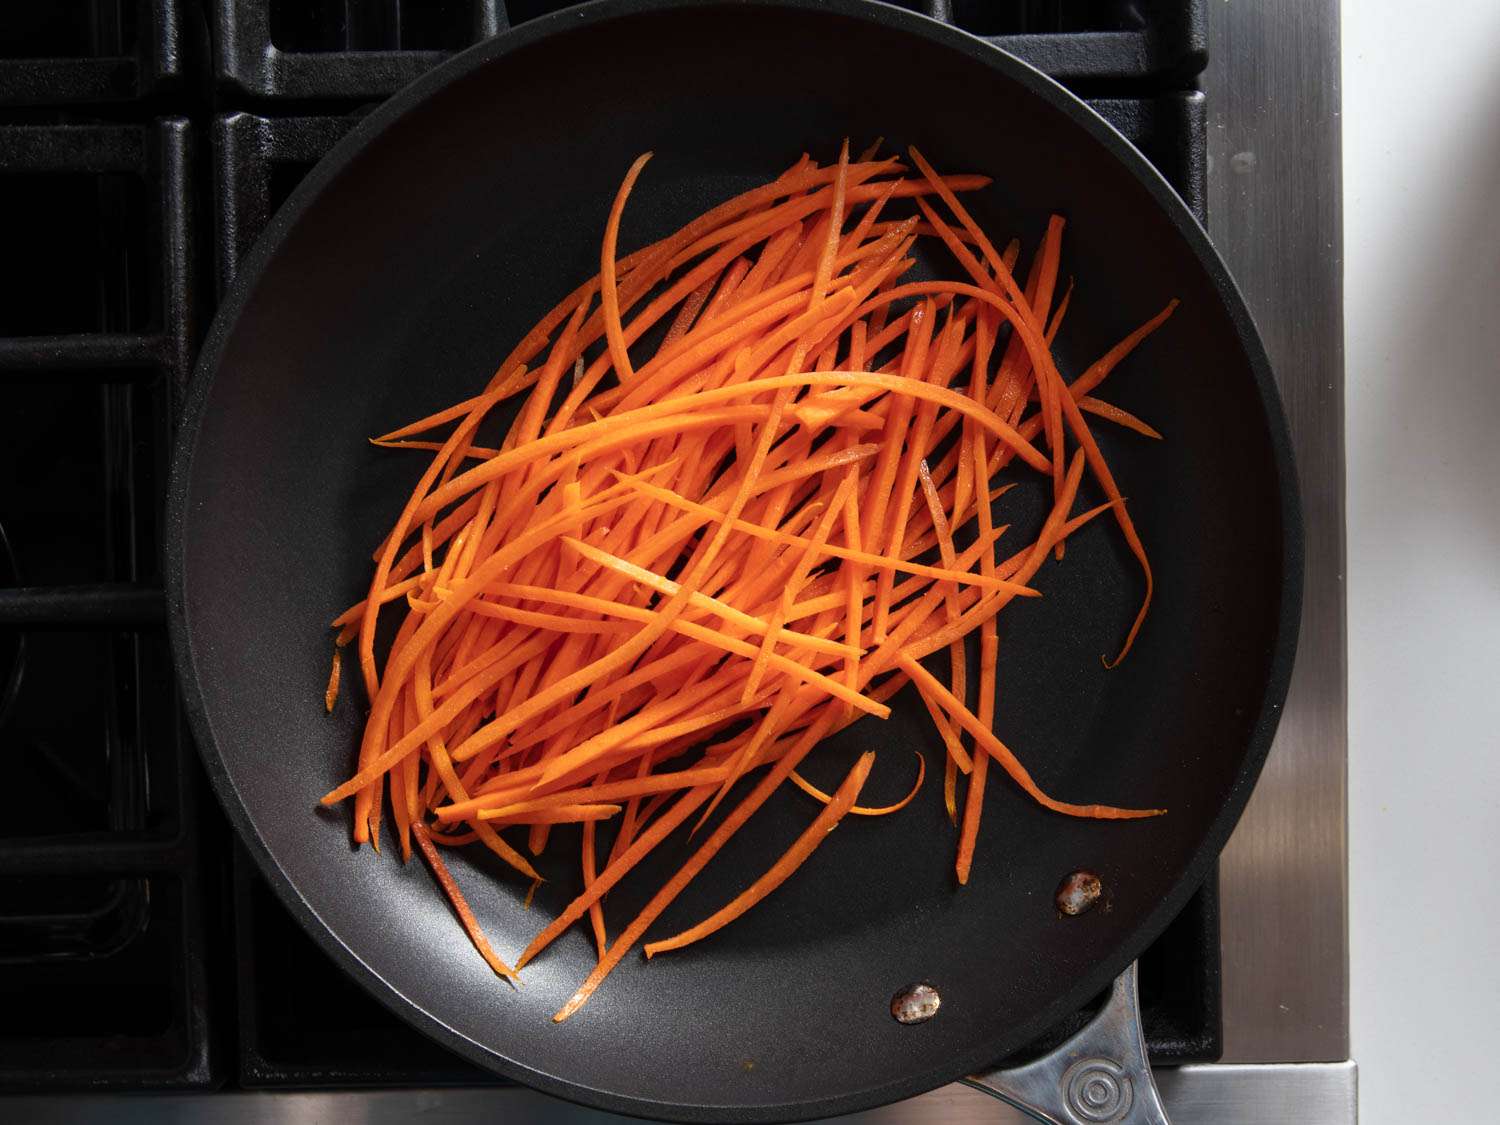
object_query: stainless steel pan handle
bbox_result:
[965,963,1170,1125]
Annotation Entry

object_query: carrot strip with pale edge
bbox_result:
[321,145,1176,1020]
[410,824,519,985]
[324,647,342,713]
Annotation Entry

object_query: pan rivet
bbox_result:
[890,982,940,1024]
[1056,870,1103,916]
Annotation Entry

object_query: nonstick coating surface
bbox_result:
[167,2,1300,1120]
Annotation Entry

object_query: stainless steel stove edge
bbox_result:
[1205,0,1350,1072]
[0,1065,1359,1125]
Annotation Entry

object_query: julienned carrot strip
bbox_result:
[1032,216,1069,548]
[324,647,342,713]
[944,751,959,825]
[371,437,500,461]
[1068,300,1180,401]
[897,655,1165,820]
[643,750,875,958]
[873,304,960,644]
[436,764,731,822]
[789,750,925,816]
[663,272,718,347]
[1080,396,1163,439]
[411,823,519,984]
[956,312,1000,884]
[839,474,865,714]
[808,142,851,308]
[329,147,1175,1020]
[1057,390,1154,666]
[917,457,971,788]
[861,299,931,566]
[581,818,606,959]
[602,153,652,385]
[480,803,622,825]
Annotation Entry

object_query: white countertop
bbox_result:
[1344,3,1500,1122]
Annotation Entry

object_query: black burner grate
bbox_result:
[0,117,217,1090]
[0,0,1217,1097]
[0,1,188,105]
[212,1,1203,99]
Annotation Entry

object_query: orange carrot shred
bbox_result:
[324,647,342,713]
[411,823,519,985]
[789,750,924,816]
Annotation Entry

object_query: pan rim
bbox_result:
[165,0,1303,1120]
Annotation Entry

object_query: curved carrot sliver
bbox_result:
[789,750,925,817]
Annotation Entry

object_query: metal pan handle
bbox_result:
[964,962,1170,1125]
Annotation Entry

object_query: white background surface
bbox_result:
[1344,3,1500,1122]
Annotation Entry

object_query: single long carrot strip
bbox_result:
[581,818,607,961]
[1080,396,1163,439]
[944,751,959,826]
[324,647,342,713]
[1031,215,1068,540]
[663,272,717,347]
[480,804,621,825]
[370,437,500,460]
[873,303,954,642]
[600,153,653,384]
[957,313,1001,883]
[808,141,851,309]
[839,474,865,715]
[913,677,974,775]
[790,750,925,816]
[642,750,875,957]
[411,823,519,984]
[373,391,496,443]
[1054,388,1154,666]
[917,456,972,789]
[701,257,752,322]
[861,299,932,566]
[899,654,1165,820]
[436,764,731,821]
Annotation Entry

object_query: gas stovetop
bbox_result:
[0,3,1350,1121]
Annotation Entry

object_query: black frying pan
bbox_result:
[166,1,1300,1120]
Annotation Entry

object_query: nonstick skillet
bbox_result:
[165,1,1301,1120]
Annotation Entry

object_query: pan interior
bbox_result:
[172,2,1293,1119]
